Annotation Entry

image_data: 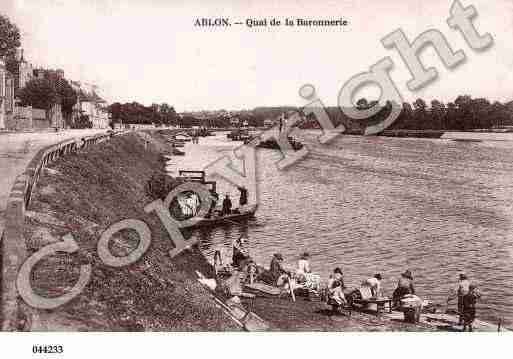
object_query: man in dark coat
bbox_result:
[237,186,248,207]
[222,194,232,216]
[462,285,481,332]
[207,189,219,217]
[269,253,290,285]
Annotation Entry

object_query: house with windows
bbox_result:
[71,81,110,128]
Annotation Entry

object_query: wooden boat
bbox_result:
[227,129,251,141]
[382,310,509,332]
[184,204,258,229]
[256,137,303,150]
[170,141,185,148]
[451,138,483,143]
[175,135,192,142]
[172,148,185,156]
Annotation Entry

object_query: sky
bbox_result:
[2,0,513,111]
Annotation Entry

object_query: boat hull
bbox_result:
[184,205,258,229]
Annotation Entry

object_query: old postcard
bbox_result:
[0,0,511,357]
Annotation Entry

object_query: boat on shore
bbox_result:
[255,137,304,151]
[171,148,185,156]
[184,204,258,229]
[227,129,253,141]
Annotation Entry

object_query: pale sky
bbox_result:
[2,0,513,111]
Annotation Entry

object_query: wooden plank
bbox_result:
[245,282,282,296]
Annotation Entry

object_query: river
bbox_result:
[166,131,513,327]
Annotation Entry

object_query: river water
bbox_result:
[166,131,513,326]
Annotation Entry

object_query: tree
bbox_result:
[72,114,93,129]
[17,79,56,111]
[108,102,123,121]
[446,102,461,130]
[489,102,509,129]
[431,99,446,130]
[55,78,77,120]
[392,102,414,129]
[0,14,21,59]
[412,98,428,128]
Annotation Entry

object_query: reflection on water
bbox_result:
[167,131,513,326]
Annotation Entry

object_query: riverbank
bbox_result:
[380,129,513,140]
[242,295,431,331]
[23,132,240,331]
[380,130,445,138]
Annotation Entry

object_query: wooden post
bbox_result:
[289,277,296,302]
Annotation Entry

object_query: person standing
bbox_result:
[457,273,471,325]
[392,270,415,307]
[222,194,232,216]
[213,247,223,276]
[462,285,481,332]
[208,189,219,217]
[237,186,248,207]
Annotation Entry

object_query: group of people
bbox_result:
[325,269,384,308]
[219,238,321,293]
[325,268,481,331]
[215,238,482,331]
[207,186,248,217]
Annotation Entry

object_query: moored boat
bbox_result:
[256,137,303,150]
[184,204,258,229]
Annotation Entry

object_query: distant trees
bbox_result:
[109,95,512,132]
[108,102,179,126]
[386,95,512,131]
[0,14,21,59]
[294,95,512,133]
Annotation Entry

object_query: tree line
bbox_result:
[301,96,513,133]
[108,102,179,126]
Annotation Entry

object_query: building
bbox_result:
[10,49,34,96]
[71,81,110,129]
[0,59,16,130]
[0,59,6,129]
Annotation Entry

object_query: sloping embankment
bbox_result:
[23,133,239,331]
